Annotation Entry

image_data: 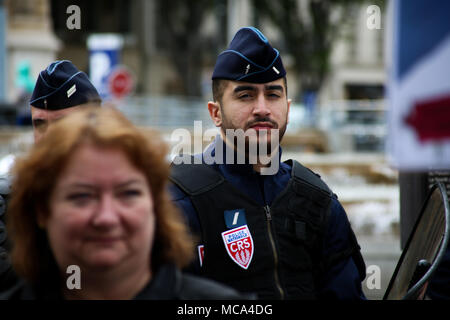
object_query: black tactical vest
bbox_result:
[171,159,344,299]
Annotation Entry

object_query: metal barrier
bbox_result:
[383,181,450,300]
[115,96,215,130]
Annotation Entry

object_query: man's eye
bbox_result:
[33,120,47,129]
[238,93,252,99]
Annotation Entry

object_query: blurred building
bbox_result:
[320,3,386,102]
[318,3,387,152]
[49,0,225,98]
[226,1,387,103]
[3,0,60,103]
[1,0,386,104]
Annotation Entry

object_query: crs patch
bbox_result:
[221,225,254,269]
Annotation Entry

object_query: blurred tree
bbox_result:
[254,0,385,100]
[155,0,214,97]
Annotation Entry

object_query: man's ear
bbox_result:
[207,101,222,127]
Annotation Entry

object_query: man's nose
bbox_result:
[92,194,120,229]
[252,94,271,117]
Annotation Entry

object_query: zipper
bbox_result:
[264,205,285,299]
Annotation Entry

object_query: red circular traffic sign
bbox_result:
[108,67,134,99]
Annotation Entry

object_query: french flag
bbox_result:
[387,0,450,170]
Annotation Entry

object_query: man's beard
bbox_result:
[220,115,288,163]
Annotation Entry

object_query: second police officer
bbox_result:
[0,60,101,292]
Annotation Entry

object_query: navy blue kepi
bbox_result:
[212,26,286,83]
[30,60,101,110]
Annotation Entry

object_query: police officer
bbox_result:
[0,60,101,291]
[169,27,367,299]
[29,60,102,143]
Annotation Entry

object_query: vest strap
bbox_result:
[170,156,224,196]
[286,159,332,195]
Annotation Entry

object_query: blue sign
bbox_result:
[87,34,123,99]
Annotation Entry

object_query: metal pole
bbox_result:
[399,172,428,249]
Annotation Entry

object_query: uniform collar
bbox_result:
[205,135,283,175]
